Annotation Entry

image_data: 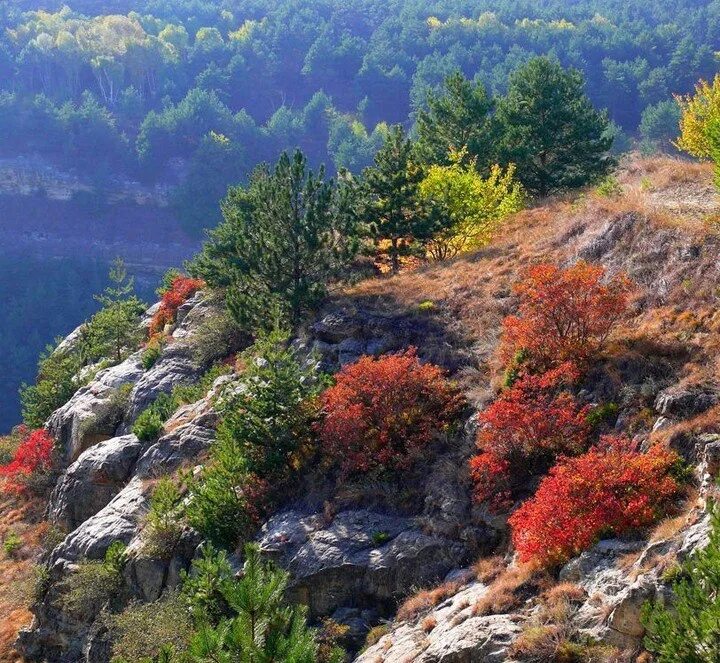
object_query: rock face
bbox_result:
[51,478,149,564]
[306,305,473,374]
[19,293,234,661]
[47,353,145,462]
[654,382,719,419]
[0,156,169,205]
[356,582,522,663]
[259,509,469,620]
[559,509,712,650]
[48,434,144,531]
[134,407,217,479]
[122,294,223,426]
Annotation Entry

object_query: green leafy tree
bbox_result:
[419,150,525,260]
[496,57,615,196]
[81,258,146,364]
[190,150,359,330]
[415,71,495,169]
[363,125,433,272]
[642,506,720,662]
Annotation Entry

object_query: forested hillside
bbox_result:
[2,0,718,430]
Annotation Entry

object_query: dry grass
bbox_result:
[472,555,505,584]
[0,491,48,663]
[508,578,621,662]
[396,580,462,623]
[540,583,586,610]
[330,154,720,413]
[420,615,437,633]
[363,624,390,649]
[650,514,690,543]
[472,563,548,617]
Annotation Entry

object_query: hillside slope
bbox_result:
[1,156,719,662]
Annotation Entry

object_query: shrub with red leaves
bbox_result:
[501,261,632,370]
[508,436,680,567]
[149,276,205,335]
[470,362,591,506]
[0,428,54,495]
[317,348,465,475]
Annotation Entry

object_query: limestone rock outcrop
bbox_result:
[259,509,469,619]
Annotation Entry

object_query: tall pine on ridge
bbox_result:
[363,125,433,272]
[191,149,359,330]
[496,56,614,196]
[415,71,496,169]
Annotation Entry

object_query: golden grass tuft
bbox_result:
[420,615,437,633]
[472,555,505,584]
[396,580,462,623]
[472,563,548,617]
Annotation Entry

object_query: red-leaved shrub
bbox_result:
[317,348,465,475]
[0,428,54,495]
[501,262,632,370]
[508,436,680,567]
[149,276,205,335]
[470,363,591,506]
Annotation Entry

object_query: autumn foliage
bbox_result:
[501,262,632,370]
[317,349,465,475]
[0,427,54,495]
[149,276,205,335]
[509,436,680,567]
[470,363,591,506]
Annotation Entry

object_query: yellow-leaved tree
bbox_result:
[419,149,525,260]
[675,75,720,160]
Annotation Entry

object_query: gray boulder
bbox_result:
[122,344,201,427]
[48,353,145,461]
[48,434,144,531]
[355,582,520,663]
[51,479,149,563]
[654,382,719,419]
[134,406,218,479]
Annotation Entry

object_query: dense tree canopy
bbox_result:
[0,0,717,233]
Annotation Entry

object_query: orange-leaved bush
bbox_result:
[317,348,465,475]
[470,362,591,506]
[508,436,680,567]
[0,427,54,495]
[149,275,205,335]
[501,261,632,370]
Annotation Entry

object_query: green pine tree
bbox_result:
[190,150,360,331]
[495,57,615,196]
[415,71,495,169]
[642,507,720,662]
[363,125,434,272]
[185,328,321,549]
[180,544,342,663]
[81,257,146,364]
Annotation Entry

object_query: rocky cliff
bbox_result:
[0,156,197,275]
[6,156,720,662]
